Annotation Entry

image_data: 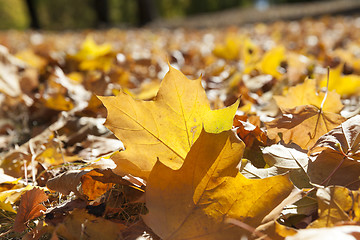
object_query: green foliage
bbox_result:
[0,0,28,30]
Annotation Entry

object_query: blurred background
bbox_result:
[0,0,358,30]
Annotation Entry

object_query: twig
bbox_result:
[54,130,66,165]
[225,218,273,240]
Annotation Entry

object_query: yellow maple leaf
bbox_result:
[70,36,114,72]
[99,65,239,179]
[274,78,343,113]
[143,129,295,239]
[320,65,360,96]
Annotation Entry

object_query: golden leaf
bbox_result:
[143,129,295,239]
[99,65,239,178]
[274,78,343,113]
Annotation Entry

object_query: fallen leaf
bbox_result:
[266,105,345,149]
[13,188,48,232]
[46,169,114,200]
[309,186,356,228]
[320,65,360,96]
[54,209,126,240]
[99,65,239,178]
[212,34,241,60]
[259,46,285,79]
[274,78,343,113]
[233,115,267,148]
[143,129,295,239]
[69,36,114,72]
[307,115,360,189]
[0,185,34,213]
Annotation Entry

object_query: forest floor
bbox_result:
[0,7,360,240]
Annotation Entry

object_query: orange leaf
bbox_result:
[233,115,267,147]
[13,188,48,232]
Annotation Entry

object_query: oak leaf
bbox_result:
[274,78,343,113]
[143,129,295,239]
[307,115,360,189]
[99,65,239,178]
[13,188,48,232]
[266,105,345,149]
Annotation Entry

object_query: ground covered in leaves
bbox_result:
[1,15,360,239]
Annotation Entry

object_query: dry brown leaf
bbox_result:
[307,115,360,189]
[47,169,114,200]
[266,105,345,150]
[54,209,126,240]
[143,129,295,239]
[13,188,48,232]
[233,115,267,148]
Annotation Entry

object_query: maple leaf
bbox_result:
[143,129,295,239]
[274,78,343,113]
[307,115,360,189]
[13,188,48,232]
[99,65,239,178]
[266,105,345,150]
[310,186,360,228]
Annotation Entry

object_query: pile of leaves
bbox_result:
[1,15,360,239]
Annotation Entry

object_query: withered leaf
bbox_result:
[13,188,48,232]
[308,115,360,189]
[47,169,114,200]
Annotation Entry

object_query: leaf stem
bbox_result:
[320,67,330,111]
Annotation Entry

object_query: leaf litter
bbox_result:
[1,15,360,239]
